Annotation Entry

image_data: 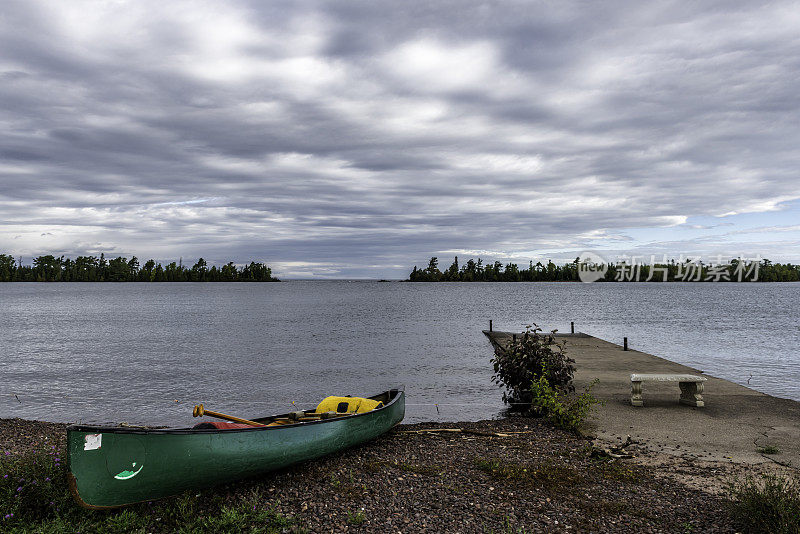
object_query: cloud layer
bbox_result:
[2,0,799,277]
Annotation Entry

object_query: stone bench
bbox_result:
[630,373,707,407]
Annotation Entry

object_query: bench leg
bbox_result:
[679,381,704,407]
[631,381,643,407]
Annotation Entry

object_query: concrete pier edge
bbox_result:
[483,329,800,473]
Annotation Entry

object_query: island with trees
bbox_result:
[0,254,278,282]
[408,256,800,282]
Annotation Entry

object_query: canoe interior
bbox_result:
[68,388,402,434]
[66,388,405,508]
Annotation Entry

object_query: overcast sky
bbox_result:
[1,1,799,278]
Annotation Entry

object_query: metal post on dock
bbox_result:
[623,337,628,351]
[571,321,574,334]
[489,320,493,332]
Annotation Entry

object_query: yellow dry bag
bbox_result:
[315,396,383,414]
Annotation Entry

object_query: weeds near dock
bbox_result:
[529,374,602,432]
[727,473,800,533]
[757,445,781,455]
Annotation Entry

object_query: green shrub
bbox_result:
[491,324,576,407]
[727,473,800,534]
[529,373,601,432]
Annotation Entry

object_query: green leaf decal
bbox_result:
[114,462,143,480]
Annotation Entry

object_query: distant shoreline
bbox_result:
[0,253,278,282]
[408,256,800,282]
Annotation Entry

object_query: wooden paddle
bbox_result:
[192,404,263,427]
[269,411,350,424]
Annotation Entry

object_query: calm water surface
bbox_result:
[1,282,798,426]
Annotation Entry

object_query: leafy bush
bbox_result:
[529,374,601,432]
[491,324,576,407]
[727,473,800,534]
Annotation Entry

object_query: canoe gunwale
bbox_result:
[66,387,404,435]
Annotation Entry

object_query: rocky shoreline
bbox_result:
[1,416,738,533]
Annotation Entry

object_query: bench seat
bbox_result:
[630,373,707,407]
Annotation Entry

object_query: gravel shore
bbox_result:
[0,417,68,456]
[1,416,737,533]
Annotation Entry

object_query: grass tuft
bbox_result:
[474,458,581,492]
[1,447,299,533]
[727,473,800,534]
[593,459,639,483]
[399,463,444,476]
[363,459,443,476]
[347,510,366,526]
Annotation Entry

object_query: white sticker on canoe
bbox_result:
[84,434,102,451]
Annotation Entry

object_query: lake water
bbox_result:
[1,282,798,426]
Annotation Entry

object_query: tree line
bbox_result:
[408,257,800,282]
[0,254,279,282]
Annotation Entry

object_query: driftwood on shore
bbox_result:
[397,427,540,438]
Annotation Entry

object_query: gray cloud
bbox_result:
[1,0,799,277]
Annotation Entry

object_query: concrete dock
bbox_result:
[484,330,800,470]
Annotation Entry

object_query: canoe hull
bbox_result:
[67,389,404,508]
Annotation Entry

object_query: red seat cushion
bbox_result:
[193,421,263,429]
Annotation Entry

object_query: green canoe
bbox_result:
[67,388,405,508]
